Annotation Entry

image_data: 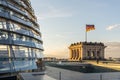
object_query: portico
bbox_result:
[69,42,106,61]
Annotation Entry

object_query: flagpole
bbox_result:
[85,30,87,42]
[85,24,87,42]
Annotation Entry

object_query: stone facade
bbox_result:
[69,42,106,61]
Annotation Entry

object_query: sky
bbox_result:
[31,0,120,58]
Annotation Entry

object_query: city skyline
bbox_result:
[31,0,120,58]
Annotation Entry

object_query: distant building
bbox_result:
[43,57,57,61]
[69,42,106,61]
[43,57,68,62]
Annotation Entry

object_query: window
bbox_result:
[0,45,10,71]
[0,6,4,13]
[12,46,29,57]
[22,36,25,41]
[12,34,23,41]
[16,34,23,41]
[35,49,42,58]
[14,24,20,30]
[0,31,8,40]
[10,22,31,35]
[25,37,30,41]
[2,22,7,29]
[9,22,15,31]
[28,48,32,57]
[92,51,95,57]
[10,11,13,15]
[32,49,37,57]
[0,22,3,29]
[0,45,8,57]
[87,51,90,56]
[0,19,7,29]
[97,51,100,56]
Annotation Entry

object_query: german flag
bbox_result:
[86,24,95,32]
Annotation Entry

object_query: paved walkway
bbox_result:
[46,66,120,80]
[19,72,56,80]
[86,61,120,71]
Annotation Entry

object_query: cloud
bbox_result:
[105,42,120,50]
[36,5,73,20]
[105,42,120,58]
[106,24,120,30]
[44,44,69,58]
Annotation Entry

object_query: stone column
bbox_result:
[69,49,72,60]
[81,46,83,60]
[74,49,76,61]
[72,50,74,60]
[78,48,81,60]
[75,49,77,61]
[75,49,79,61]
[77,49,79,60]
[70,49,73,61]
